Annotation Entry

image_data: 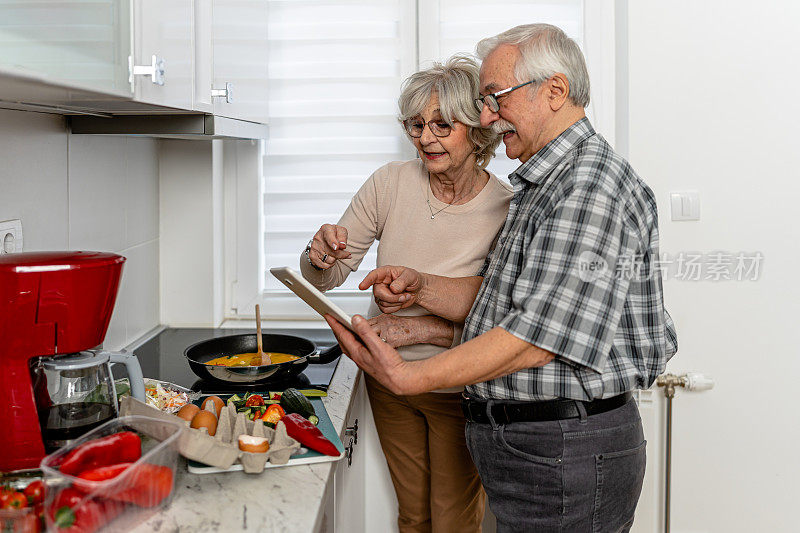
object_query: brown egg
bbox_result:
[201,396,225,417]
[190,410,218,436]
[176,403,200,422]
[238,434,269,453]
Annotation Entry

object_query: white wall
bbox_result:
[626,2,800,532]
[0,109,160,351]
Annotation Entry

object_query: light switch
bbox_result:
[670,191,700,221]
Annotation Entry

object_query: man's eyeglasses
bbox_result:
[404,119,452,138]
[474,80,537,113]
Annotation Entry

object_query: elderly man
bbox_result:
[326,23,677,532]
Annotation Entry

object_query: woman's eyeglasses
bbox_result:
[404,119,452,138]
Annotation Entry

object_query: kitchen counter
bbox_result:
[128,330,362,533]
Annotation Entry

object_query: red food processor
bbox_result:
[0,251,145,471]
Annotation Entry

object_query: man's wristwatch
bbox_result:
[305,239,323,271]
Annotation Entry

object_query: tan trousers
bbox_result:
[365,375,485,533]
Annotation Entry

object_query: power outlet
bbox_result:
[0,219,23,253]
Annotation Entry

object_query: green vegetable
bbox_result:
[245,406,267,420]
[280,388,315,419]
[226,393,282,418]
[227,394,247,410]
[308,415,319,426]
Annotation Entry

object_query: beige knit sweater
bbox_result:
[301,159,512,388]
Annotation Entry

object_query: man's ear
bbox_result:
[546,73,570,111]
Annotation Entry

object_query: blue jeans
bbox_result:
[465,397,646,533]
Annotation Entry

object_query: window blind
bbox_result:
[261,0,415,319]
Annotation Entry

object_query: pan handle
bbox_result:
[307,344,342,365]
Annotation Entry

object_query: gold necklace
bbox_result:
[426,185,454,219]
[426,173,479,219]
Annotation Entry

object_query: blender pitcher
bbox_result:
[33,350,145,452]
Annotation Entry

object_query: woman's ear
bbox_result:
[546,73,570,111]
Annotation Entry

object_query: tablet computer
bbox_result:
[269,267,354,331]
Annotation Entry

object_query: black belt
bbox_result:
[461,392,632,424]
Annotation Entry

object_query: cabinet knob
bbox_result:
[211,82,234,104]
[129,55,165,86]
[345,418,358,445]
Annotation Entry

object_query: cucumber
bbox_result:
[227,394,246,409]
[245,405,266,420]
[280,388,315,419]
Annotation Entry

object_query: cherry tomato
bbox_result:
[23,481,45,505]
[4,492,27,509]
[244,394,265,407]
[0,489,13,508]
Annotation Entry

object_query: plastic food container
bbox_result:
[0,469,45,532]
[40,415,183,533]
[0,505,41,533]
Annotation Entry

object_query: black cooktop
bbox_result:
[129,328,340,393]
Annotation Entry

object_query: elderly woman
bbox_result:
[300,55,512,533]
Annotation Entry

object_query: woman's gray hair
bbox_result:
[476,23,590,108]
[398,55,500,169]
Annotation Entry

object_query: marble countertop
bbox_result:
[131,356,361,533]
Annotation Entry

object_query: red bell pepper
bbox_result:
[74,463,173,508]
[260,404,285,425]
[76,463,131,482]
[59,432,142,476]
[49,487,124,533]
[281,413,340,457]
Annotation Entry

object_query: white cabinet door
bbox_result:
[333,378,366,532]
[192,0,214,113]
[132,0,193,109]
[0,0,132,97]
[210,0,269,123]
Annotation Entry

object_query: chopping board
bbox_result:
[186,397,344,474]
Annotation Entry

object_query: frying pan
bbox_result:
[184,333,342,384]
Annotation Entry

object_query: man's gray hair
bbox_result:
[398,55,500,169]
[476,23,590,108]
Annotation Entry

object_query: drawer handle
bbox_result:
[345,437,354,467]
[211,82,234,103]
[345,418,358,445]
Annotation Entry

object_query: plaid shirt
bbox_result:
[463,118,677,401]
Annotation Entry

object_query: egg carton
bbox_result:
[120,396,301,474]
